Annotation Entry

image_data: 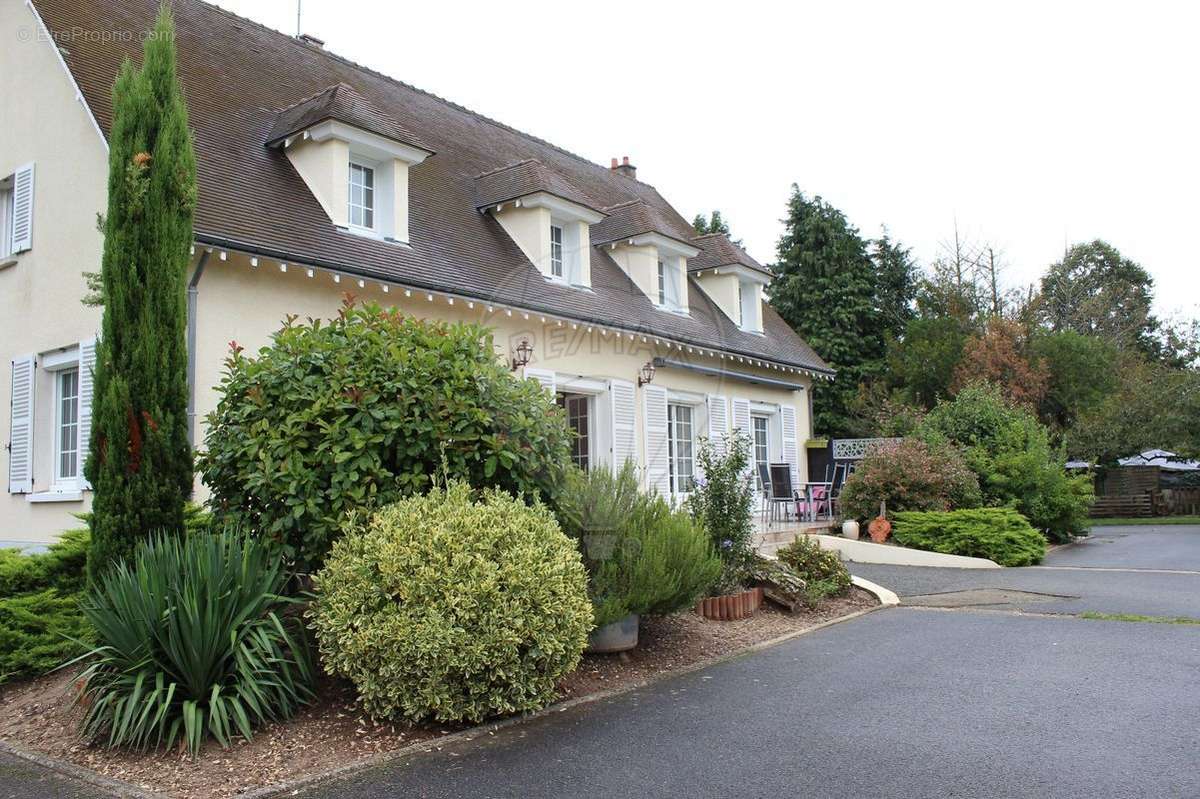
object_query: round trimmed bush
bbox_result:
[310,482,592,723]
[198,300,572,572]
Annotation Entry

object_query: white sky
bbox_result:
[214,0,1198,320]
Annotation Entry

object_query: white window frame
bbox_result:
[751,413,770,489]
[667,402,696,495]
[549,223,564,278]
[53,366,80,489]
[558,392,594,471]
[348,159,376,231]
[0,178,13,260]
[657,260,666,305]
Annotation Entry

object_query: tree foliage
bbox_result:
[1031,330,1118,434]
[870,228,919,342]
[886,317,969,409]
[771,188,883,436]
[952,318,1048,412]
[86,7,196,581]
[691,210,740,245]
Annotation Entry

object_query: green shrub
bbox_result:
[777,535,851,599]
[918,382,1092,543]
[892,508,1046,566]
[688,430,756,593]
[76,530,313,754]
[558,464,720,627]
[839,438,981,521]
[199,300,573,571]
[311,482,592,723]
[0,530,93,684]
[0,589,90,685]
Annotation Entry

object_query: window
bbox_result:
[550,224,564,278]
[737,283,744,327]
[54,367,80,485]
[557,393,590,470]
[0,182,12,258]
[667,403,695,494]
[752,414,769,489]
[657,260,666,305]
[348,162,375,229]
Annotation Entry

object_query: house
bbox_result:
[0,0,832,547]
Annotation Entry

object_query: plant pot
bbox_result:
[842,519,860,540]
[695,587,764,621]
[868,516,892,543]
[585,614,639,653]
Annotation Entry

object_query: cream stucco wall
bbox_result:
[606,243,658,303]
[695,271,739,322]
[285,136,350,227]
[0,1,108,545]
[190,250,813,505]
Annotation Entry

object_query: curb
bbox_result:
[242,599,889,798]
[0,739,168,799]
[851,574,900,607]
[0,599,890,799]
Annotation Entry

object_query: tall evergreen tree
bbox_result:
[770,187,883,437]
[869,227,918,342]
[692,210,742,246]
[86,7,196,581]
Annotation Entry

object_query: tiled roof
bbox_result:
[473,160,603,214]
[590,199,702,249]
[689,233,773,277]
[31,0,831,375]
[264,82,431,153]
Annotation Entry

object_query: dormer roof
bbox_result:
[590,199,699,252]
[474,159,603,215]
[690,233,774,279]
[265,82,432,155]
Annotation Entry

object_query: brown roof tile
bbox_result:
[590,199,700,248]
[30,0,831,375]
[473,159,603,214]
[264,82,432,153]
[689,233,773,277]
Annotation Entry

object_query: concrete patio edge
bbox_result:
[816,534,1001,569]
[851,574,900,606]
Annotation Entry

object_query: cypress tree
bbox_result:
[85,6,196,581]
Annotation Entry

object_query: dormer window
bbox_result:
[657,255,685,312]
[550,224,564,278]
[657,261,665,305]
[348,161,375,230]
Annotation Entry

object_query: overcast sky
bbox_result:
[214,0,1197,320]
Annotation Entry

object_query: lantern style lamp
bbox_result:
[637,360,656,386]
[511,339,533,371]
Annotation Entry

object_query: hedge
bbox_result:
[891,508,1046,567]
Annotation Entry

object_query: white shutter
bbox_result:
[522,367,556,395]
[730,397,752,479]
[77,338,98,489]
[8,355,35,493]
[781,404,800,489]
[643,385,669,495]
[9,163,34,254]
[609,379,636,468]
[706,395,728,456]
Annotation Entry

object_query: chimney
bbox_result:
[611,155,637,180]
[297,33,325,48]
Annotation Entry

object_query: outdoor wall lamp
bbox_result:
[511,339,533,371]
[638,361,656,386]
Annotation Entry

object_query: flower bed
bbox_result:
[0,590,876,798]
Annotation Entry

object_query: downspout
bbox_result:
[186,250,210,447]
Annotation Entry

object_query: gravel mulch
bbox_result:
[0,588,876,798]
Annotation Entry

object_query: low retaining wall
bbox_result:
[813,534,1000,569]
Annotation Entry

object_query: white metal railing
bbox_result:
[831,437,901,461]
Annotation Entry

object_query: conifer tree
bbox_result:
[86,7,196,581]
[770,187,882,438]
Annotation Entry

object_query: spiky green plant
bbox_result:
[74,531,313,755]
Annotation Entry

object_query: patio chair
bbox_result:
[757,463,773,526]
[766,464,795,525]
[796,484,832,522]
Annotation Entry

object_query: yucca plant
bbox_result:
[73,530,313,755]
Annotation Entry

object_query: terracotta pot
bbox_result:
[868,516,892,543]
[696,587,763,621]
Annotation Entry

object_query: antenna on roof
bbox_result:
[296,0,302,36]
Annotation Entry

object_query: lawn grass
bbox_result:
[1079,611,1200,625]
[1088,516,1200,527]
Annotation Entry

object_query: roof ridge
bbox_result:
[270,82,342,115]
[191,0,621,177]
[602,198,646,212]
[473,158,541,179]
[691,232,725,240]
